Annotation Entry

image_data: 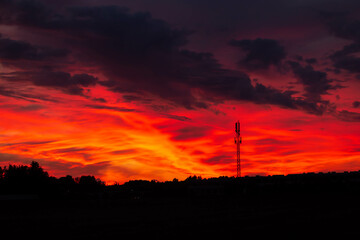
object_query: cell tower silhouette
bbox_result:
[234,120,242,177]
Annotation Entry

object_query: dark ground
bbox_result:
[1,192,360,239]
[2,168,360,239]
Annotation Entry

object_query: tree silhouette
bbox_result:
[59,175,76,185]
[0,162,105,196]
[78,175,102,185]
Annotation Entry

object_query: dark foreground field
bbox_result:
[2,164,360,239]
[2,190,360,239]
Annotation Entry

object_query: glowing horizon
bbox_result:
[0,84,358,184]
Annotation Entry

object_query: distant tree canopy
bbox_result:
[185,175,202,182]
[2,161,360,200]
[0,161,49,182]
[76,175,104,186]
[0,161,104,196]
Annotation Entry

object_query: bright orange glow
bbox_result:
[0,84,359,184]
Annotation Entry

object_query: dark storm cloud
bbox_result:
[330,43,360,74]
[287,61,342,102]
[0,34,89,96]
[0,34,67,61]
[324,13,360,74]
[0,1,339,115]
[324,12,360,42]
[122,95,151,103]
[3,71,98,95]
[229,38,286,70]
[353,101,360,108]
[305,58,317,65]
[335,110,360,122]
[30,72,97,91]
[0,0,56,28]
[252,82,332,115]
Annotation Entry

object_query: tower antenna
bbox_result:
[234,120,242,177]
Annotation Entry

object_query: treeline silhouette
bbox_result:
[2,161,360,200]
[0,161,104,199]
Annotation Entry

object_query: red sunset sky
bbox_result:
[0,0,359,184]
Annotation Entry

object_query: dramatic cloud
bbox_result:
[287,61,342,103]
[0,1,328,114]
[229,38,286,70]
[2,71,98,95]
[335,110,360,122]
[0,35,67,61]
[330,43,360,74]
[325,13,360,74]
[325,12,360,42]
